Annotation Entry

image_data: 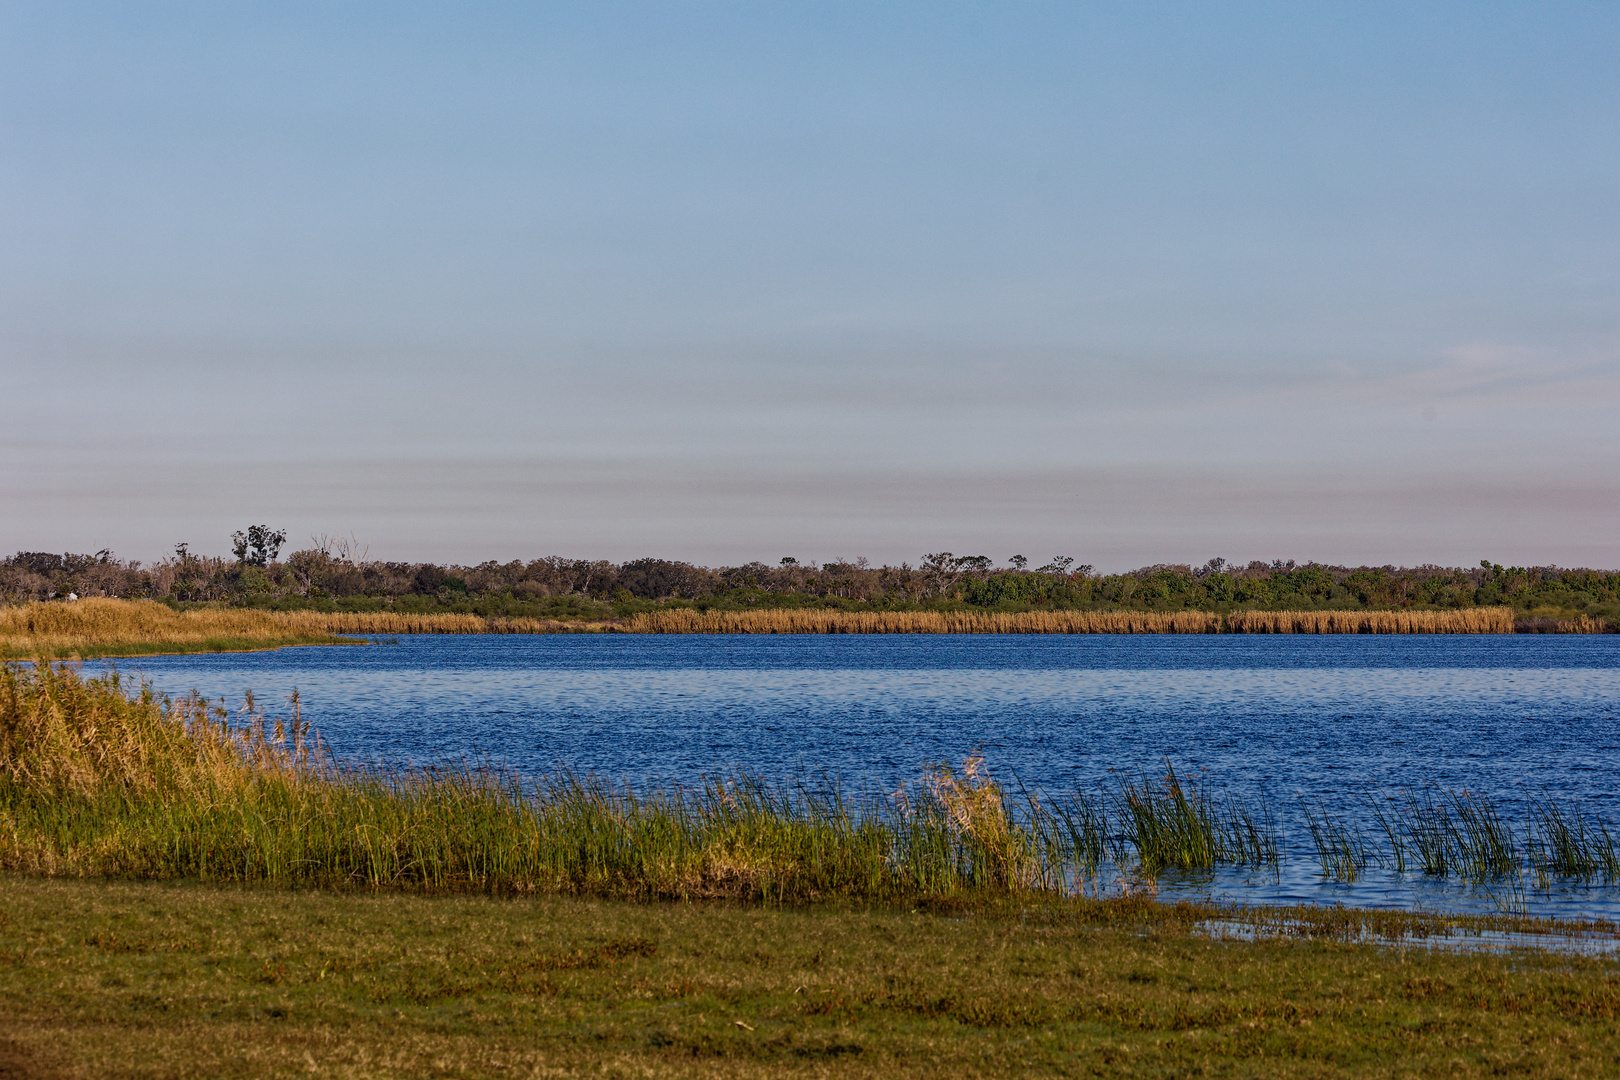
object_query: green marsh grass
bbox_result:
[1446,789,1519,880]
[0,664,1118,901]
[1302,798,1376,881]
[1119,763,1280,871]
[5,661,1620,906]
[1529,795,1620,883]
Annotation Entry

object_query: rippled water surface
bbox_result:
[93,634,1620,918]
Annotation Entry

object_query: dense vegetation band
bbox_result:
[0,599,1548,658]
[6,539,1617,630]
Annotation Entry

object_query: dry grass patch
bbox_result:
[1224,607,1515,634]
[627,609,1223,633]
[0,599,614,658]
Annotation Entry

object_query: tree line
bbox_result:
[3,534,1617,622]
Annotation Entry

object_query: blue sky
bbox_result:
[3,2,1618,568]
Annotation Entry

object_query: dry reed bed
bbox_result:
[0,600,1534,659]
[0,598,339,658]
[1223,607,1515,634]
[302,611,601,634]
[626,609,1224,633]
[1515,615,1610,634]
[632,607,1517,634]
[0,600,608,658]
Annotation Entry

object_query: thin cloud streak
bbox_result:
[4,454,1616,571]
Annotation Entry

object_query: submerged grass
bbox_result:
[1120,764,1279,871]
[1302,797,1375,881]
[1529,796,1620,883]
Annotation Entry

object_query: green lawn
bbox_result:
[2,876,1618,1078]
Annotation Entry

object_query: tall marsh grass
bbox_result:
[628,609,1224,634]
[0,663,1121,899]
[305,611,596,635]
[0,599,605,658]
[1302,798,1375,881]
[630,607,1516,634]
[0,665,1284,899]
[1527,796,1620,882]
[1223,608,1515,634]
[1120,764,1279,870]
[0,598,343,659]
[5,662,1615,903]
[0,600,1526,659]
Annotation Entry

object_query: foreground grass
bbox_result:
[6,658,1620,1075]
[2,876,1619,1079]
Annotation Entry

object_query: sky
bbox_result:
[3,2,1618,570]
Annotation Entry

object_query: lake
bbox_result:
[92,633,1620,918]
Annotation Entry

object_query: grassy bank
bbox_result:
[6,663,1620,1075]
[7,661,1620,902]
[0,599,1535,659]
[0,661,1127,900]
[3,877,1619,1079]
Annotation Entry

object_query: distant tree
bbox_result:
[231,526,287,568]
[1036,556,1075,576]
[780,557,797,565]
[1008,555,1028,571]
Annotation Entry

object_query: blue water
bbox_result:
[91,634,1620,919]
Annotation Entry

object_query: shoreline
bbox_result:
[4,599,1613,661]
[6,641,1619,1073]
[8,599,1607,660]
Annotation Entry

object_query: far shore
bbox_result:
[3,598,1613,659]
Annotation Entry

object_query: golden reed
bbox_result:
[0,598,334,657]
[627,609,1224,633]
[291,611,596,634]
[0,599,603,658]
[0,599,1529,657]
[1221,607,1516,634]
[627,607,1519,634]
